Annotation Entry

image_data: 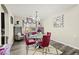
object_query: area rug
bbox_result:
[27,45,62,55]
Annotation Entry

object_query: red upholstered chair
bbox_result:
[33,35,50,55]
[39,35,50,54]
[38,32,51,46]
[24,35,36,54]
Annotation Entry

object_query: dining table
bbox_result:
[29,32,43,39]
[28,32,43,48]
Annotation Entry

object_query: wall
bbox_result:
[4,4,14,46]
[6,6,14,45]
[43,5,79,50]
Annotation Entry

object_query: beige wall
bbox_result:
[43,5,79,49]
[6,6,14,45]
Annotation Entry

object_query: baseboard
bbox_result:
[53,40,79,50]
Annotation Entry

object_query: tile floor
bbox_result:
[11,40,79,55]
[51,40,79,55]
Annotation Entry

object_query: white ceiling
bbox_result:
[5,4,76,19]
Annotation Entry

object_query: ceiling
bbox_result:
[5,4,76,20]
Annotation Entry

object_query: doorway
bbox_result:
[1,12,5,45]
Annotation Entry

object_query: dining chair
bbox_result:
[47,32,51,37]
[24,35,36,55]
[33,35,50,55]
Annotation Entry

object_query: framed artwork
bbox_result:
[53,14,64,28]
[10,16,13,24]
[16,21,19,24]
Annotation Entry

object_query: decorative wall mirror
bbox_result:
[23,17,36,24]
[53,14,64,28]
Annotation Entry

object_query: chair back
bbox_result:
[47,32,51,37]
[24,35,29,45]
[31,32,37,35]
[41,35,50,47]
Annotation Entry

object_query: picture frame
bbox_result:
[10,16,13,24]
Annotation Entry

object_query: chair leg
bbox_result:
[42,47,48,55]
[55,48,58,55]
[42,48,44,55]
[26,45,29,55]
[33,48,38,55]
[47,47,50,52]
[45,47,48,55]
